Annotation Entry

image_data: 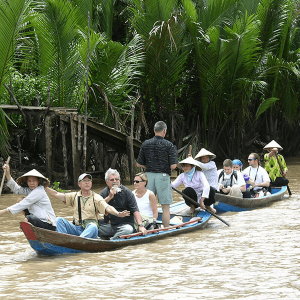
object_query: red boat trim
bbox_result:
[20,221,38,241]
[119,217,202,239]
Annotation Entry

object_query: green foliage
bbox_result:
[51,181,70,192]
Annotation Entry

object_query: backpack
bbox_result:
[218,170,238,187]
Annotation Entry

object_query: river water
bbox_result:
[0,158,299,299]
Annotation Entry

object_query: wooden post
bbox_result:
[60,117,68,185]
[45,115,53,182]
[126,104,135,184]
[78,115,82,151]
[70,113,80,187]
[126,136,134,184]
[111,153,119,169]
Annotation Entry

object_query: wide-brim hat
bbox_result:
[16,169,50,187]
[195,148,216,160]
[263,140,283,150]
[178,157,202,171]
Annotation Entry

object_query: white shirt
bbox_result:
[243,166,270,185]
[6,178,57,226]
[133,189,153,218]
[218,169,246,187]
[196,160,219,190]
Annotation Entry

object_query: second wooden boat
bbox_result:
[214,186,288,213]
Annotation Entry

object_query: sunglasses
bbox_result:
[248,158,256,161]
[133,180,144,184]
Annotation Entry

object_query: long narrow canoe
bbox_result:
[20,201,211,256]
[214,186,288,213]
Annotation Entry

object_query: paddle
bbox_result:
[0,156,11,196]
[274,152,292,196]
[171,186,230,227]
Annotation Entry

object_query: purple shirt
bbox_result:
[171,170,210,202]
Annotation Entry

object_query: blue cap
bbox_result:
[232,159,243,167]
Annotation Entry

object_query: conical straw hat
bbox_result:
[263,140,283,150]
[195,148,216,160]
[178,157,202,171]
[16,169,50,187]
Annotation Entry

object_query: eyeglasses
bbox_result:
[248,158,255,161]
[133,180,144,184]
[81,179,92,182]
[108,178,120,182]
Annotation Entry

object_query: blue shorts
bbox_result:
[146,172,173,205]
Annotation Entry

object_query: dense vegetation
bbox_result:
[1,0,300,161]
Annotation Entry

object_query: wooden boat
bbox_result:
[20,201,211,255]
[214,186,288,213]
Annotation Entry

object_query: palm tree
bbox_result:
[0,0,33,156]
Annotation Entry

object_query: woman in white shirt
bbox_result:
[132,172,158,229]
[0,162,57,230]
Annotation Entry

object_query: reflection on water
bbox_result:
[0,158,299,299]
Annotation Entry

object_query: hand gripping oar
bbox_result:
[274,152,292,196]
[0,156,11,196]
[171,186,230,226]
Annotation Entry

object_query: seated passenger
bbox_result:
[171,157,216,214]
[243,153,271,197]
[46,173,130,239]
[132,172,158,229]
[98,169,147,240]
[0,162,56,231]
[194,148,219,192]
[232,159,252,197]
[263,140,289,187]
[218,159,246,198]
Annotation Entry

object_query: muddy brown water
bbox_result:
[0,158,299,299]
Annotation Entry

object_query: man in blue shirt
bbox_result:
[137,121,178,227]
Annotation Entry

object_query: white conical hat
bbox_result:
[17,169,50,187]
[195,148,216,160]
[263,140,283,150]
[178,157,201,171]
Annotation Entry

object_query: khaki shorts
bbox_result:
[146,172,173,205]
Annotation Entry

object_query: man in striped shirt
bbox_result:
[137,121,178,227]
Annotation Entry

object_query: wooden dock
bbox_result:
[1,105,142,187]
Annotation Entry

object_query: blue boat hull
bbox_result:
[20,201,211,255]
[214,186,287,213]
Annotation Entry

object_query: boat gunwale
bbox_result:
[215,186,287,209]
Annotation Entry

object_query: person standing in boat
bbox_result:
[45,173,130,239]
[218,159,247,198]
[193,148,219,192]
[0,162,57,231]
[263,140,289,187]
[243,153,270,197]
[99,169,147,240]
[132,172,158,230]
[136,121,178,228]
[171,157,216,214]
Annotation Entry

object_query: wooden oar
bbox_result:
[274,152,292,196]
[172,186,230,227]
[0,156,11,196]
